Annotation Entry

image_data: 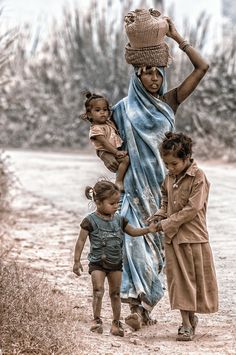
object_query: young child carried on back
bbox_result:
[73,180,157,337]
[148,132,218,341]
[80,92,129,191]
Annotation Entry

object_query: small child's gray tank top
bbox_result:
[86,212,124,265]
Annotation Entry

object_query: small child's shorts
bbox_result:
[89,260,123,275]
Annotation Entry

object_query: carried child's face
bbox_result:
[140,68,163,96]
[89,99,110,124]
[97,192,120,216]
[162,153,190,177]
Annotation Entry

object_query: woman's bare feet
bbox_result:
[142,308,157,326]
[125,313,142,330]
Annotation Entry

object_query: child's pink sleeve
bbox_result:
[89,125,105,139]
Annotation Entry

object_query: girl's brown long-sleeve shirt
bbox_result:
[155,160,210,244]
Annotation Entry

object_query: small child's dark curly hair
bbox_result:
[160,132,193,159]
[85,180,119,203]
[80,91,110,122]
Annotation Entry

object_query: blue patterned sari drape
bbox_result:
[113,69,175,309]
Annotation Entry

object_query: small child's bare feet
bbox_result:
[110,320,124,337]
[90,318,103,334]
[115,180,124,192]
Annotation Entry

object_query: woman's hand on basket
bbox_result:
[164,17,180,41]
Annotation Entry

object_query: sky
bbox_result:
[1,0,222,26]
[1,0,83,30]
[1,0,223,50]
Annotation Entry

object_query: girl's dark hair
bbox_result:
[85,180,119,202]
[160,132,193,159]
[81,91,110,121]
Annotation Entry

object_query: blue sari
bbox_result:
[113,69,175,310]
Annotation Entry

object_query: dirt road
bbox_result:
[6,150,236,354]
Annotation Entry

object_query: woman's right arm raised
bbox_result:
[165,17,209,104]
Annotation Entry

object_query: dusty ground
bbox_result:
[6,149,236,355]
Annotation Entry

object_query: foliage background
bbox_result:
[0,0,235,159]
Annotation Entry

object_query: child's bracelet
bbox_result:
[179,40,191,52]
[115,150,120,157]
[99,150,106,159]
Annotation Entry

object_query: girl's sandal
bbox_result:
[176,326,193,341]
[90,318,103,334]
[190,315,198,335]
[177,324,185,335]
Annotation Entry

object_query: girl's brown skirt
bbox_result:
[165,238,218,313]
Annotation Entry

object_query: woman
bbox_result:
[98,17,209,330]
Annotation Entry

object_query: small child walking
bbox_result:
[148,132,218,341]
[80,92,129,191]
[73,180,157,337]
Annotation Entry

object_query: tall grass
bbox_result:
[0,7,17,216]
[0,261,83,355]
[0,9,82,353]
[0,0,235,156]
[164,12,236,159]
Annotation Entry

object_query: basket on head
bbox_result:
[124,8,170,67]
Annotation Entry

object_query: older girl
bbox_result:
[149,132,218,341]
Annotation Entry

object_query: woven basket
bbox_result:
[124,9,169,49]
[125,42,170,67]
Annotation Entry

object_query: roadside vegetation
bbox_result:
[0,0,235,159]
[0,258,84,355]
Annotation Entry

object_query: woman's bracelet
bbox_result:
[179,40,191,52]
[98,150,106,159]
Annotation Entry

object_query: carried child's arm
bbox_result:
[73,228,89,276]
[124,222,157,237]
[94,135,127,158]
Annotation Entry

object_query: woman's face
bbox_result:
[140,68,163,96]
